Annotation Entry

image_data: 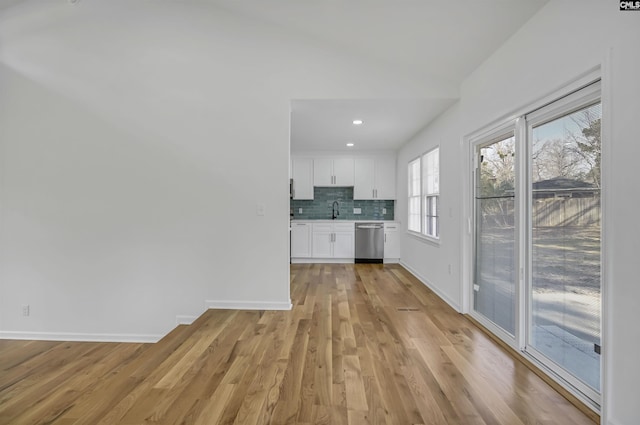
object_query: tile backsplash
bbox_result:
[291,187,394,220]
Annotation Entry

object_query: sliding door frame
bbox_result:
[463,67,605,413]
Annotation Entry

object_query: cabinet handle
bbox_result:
[385,234,387,243]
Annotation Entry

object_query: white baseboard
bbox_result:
[175,315,199,325]
[205,300,292,311]
[0,331,162,343]
[399,261,461,312]
[291,258,354,264]
[383,258,400,264]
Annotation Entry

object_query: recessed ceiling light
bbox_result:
[346,143,354,147]
[352,119,363,125]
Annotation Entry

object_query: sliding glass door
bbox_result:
[527,93,602,398]
[474,134,516,336]
[471,81,602,405]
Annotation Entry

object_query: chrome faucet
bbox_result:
[332,201,339,220]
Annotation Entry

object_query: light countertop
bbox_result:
[291,219,397,223]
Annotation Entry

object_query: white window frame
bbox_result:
[407,147,440,242]
[407,158,421,233]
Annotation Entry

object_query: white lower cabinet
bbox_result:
[384,222,400,262]
[291,222,312,258]
[311,226,333,258]
[292,221,397,263]
[312,223,354,259]
[333,227,355,258]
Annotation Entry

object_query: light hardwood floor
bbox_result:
[0,264,596,424]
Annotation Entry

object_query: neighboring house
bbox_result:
[532,177,598,199]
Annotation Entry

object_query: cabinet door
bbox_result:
[375,157,396,200]
[313,159,333,186]
[353,158,375,200]
[384,223,400,260]
[312,231,333,258]
[333,231,355,258]
[292,158,314,200]
[291,223,311,257]
[333,158,354,186]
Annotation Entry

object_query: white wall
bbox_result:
[397,2,640,424]
[0,1,457,340]
[396,103,463,310]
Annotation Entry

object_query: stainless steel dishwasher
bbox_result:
[355,222,384,263]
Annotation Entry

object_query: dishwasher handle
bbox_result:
[355,223,384,229]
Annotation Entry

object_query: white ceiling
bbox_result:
[0,0,548,153]
[208,0,548,84]
[291,99,457,153]
[206,0,548,152]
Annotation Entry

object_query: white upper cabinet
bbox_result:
[313,158,354,187]
[374,156,396,200]
[332,158,354,186]
[354,156,396,200]
[353,158,375,199]
[313,158,333,186]
[291,157,314,200]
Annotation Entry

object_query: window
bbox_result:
[407,147,440,239]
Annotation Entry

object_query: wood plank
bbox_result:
[0,264,597,425]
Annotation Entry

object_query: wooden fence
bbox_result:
[532,197,600,227]
[480,196,600,228]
